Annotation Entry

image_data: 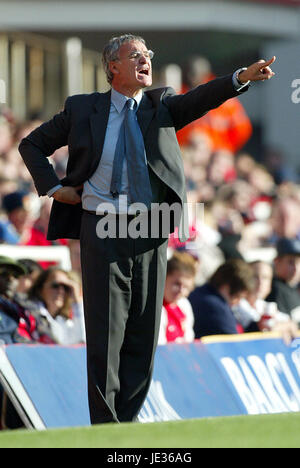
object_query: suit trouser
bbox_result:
[80,211,168,424]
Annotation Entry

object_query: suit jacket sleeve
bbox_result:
[163,74,249,132]
[18,97,72,196]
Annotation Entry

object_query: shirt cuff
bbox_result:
[47,184,63,198]
[232,68,250,92]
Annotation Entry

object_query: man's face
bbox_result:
[110,40,153,95]
[274,255,300,285]
[9,207,30,234]
[252,262,273,300]
[164,271,195,305]
[0,267,20,298]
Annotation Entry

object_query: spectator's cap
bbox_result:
[0,256,27,277]
[2,191,29,214]
[276,238,300,257]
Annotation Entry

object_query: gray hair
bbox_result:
[102,34,146,85]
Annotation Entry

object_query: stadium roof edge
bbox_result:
[0,1,299,38]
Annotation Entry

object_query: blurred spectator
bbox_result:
[233,260,298,343]
[14,119,44,143]
[0,175,18,200]
[0,256,32,429]
[24,197,68,268]
[158,252,197,345]
[168,197,225,287]
[0,256,40,344]
[0,191,33,244]
[216,180,257,224]
[236,152,257,180]
[185,131,213,172]
[0,116,13,156]
[207,150,237,186]
[175,203,225,286]
[16,259,43,295]
[0,115,36,193]
[25,197,66,247]
[189,259,256,338]
[176,56,252,152]
[211,191,246,260]
[264,147,299,185]
[247,164,275,197]
[266,238,300,323]
[270,196,300,241]
[27,267,85,345]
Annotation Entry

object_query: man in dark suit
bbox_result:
[19,34,275,424]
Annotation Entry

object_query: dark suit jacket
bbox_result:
[19,75,248,241]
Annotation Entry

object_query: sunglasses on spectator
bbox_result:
[50,282,71,294]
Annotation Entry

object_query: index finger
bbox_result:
[259,56,276,68]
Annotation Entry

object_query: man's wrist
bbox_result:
[236,68,250,85]
[232,68,250,91]
[47,184,63,198]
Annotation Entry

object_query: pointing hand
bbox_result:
[238,56,276,83]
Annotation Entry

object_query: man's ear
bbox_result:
[109,61,119,77]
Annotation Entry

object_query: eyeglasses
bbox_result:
[50,282,71,294]
[128,50,154,60]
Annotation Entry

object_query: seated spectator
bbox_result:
[0,191,32,244]
[207,150,237,186]
[27,267,85,345]
[25,197,67,248]
[189,259,256,338]
[176,55,252,152]
[24,197,68,268]
[233,261,298,342]
[270,196,300,241]
[16,259,43,294]
[0,254,31,429]
[0,255,41,344]
[158,252,196,345]
[266,238,300,324]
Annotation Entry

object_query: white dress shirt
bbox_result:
[82,88,143,213]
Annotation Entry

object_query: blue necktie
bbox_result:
[110,98,153,208]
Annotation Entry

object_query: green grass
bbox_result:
[0,413,300,448]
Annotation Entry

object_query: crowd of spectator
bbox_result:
[159,56,299,346]
[0,56,300,343]
[0,55,300,427]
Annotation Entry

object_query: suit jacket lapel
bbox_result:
[137,93,155,138]
[89,90,111,171]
